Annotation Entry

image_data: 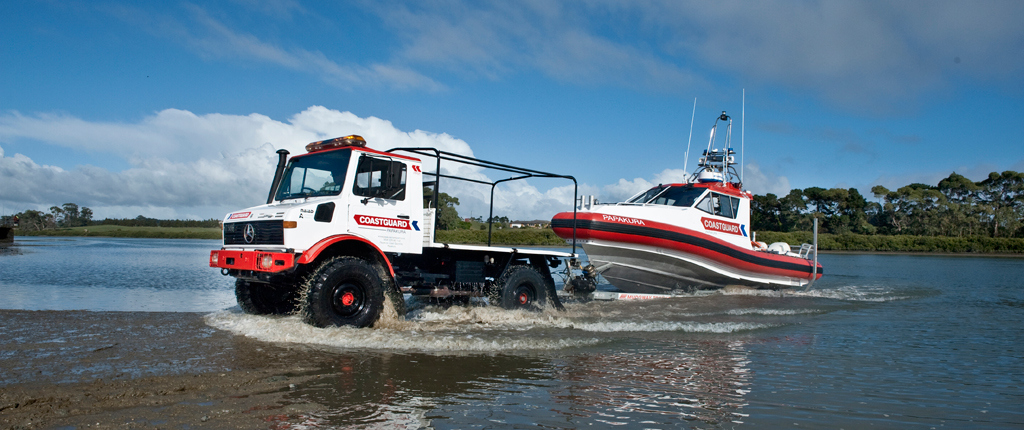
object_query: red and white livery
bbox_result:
[552,111,822,293]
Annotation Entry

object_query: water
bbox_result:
[2,237,1023,428]
[1,236,235,311]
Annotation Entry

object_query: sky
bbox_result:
[2,0,1023,221]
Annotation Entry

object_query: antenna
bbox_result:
[683,98,696,176]
[741,89,745,183]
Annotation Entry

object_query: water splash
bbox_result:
[204,309,603,352]
[206,296,790,352]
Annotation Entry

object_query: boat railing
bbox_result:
[797,243,815,259]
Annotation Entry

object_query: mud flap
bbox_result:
[546,280,565,311]
[528,255,565,311]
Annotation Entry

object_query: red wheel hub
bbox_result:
[341,291,356,306]
[518,292,529,305]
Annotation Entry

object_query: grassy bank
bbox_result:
[435,228,568,246]
[14,225,567,245]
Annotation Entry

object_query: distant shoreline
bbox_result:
[13,226,1024,254]
[819,250,1024,258]
[15,225,222,240]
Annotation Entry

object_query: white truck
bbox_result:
[210,135,596,328]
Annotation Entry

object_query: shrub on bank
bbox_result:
[435,228,567,246]
[15,226,221,240]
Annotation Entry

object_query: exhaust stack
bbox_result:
[267,149,290,204]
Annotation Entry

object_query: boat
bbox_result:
[551,111,822,293]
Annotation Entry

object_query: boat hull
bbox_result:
[553,212,822,292]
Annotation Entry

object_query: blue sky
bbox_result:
[2,0,1023,221]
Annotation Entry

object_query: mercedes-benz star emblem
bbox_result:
[243,223,255,244]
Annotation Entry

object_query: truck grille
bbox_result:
[223,221,284,245]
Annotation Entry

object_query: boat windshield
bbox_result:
[627,185,706,207]
[626,185,667,204]
[274,150,352,201]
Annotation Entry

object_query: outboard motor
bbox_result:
[564,259,599,298]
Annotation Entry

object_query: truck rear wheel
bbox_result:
[302,257,386,328]
[236,279,299,315]
[491,265,549,310]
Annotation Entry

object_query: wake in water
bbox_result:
[204,286,873,352]
[785,285,914,302]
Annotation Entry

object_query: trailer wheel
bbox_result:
[302,257,386,328]
[235,279,299,315]
[492,265,549,310]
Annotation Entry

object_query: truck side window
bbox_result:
[353,156,407,200]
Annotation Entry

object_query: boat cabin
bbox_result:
[626,183,748,218]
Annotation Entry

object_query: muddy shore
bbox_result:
[0,310,346,429]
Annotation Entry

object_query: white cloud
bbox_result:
[376,1,706,92]
[742,162,791,196]
[1,106,810,222]
[0,107,579,220]
[107,3,444,92]
[100,1,1024,111]
[600,168,690,203]
[370,1,1024,110]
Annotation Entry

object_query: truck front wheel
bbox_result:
[236,279,299,315]
[491,265,549,310]
[302,257,386,328]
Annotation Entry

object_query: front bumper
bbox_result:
[210,249,297,273]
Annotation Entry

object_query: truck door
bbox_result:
[347,154,420,253]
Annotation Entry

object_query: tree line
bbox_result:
[13,203,219,231]
[752,171,1024,238]
[12,203,94,231]
[13,169,1022,239]
[425,188,516,231]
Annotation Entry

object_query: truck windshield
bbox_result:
[274,150,352,201]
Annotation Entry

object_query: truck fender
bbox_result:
[297,234,396,277]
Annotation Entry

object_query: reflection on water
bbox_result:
[207,292,850,428]
[255,343,753,428]
[550,342,751,426]
[0,242,21,256]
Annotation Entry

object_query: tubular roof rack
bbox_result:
[387,147,579,253]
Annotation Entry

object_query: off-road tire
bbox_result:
[491,265,549,310]
[302,257,387,328]
[235,279,299,315]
